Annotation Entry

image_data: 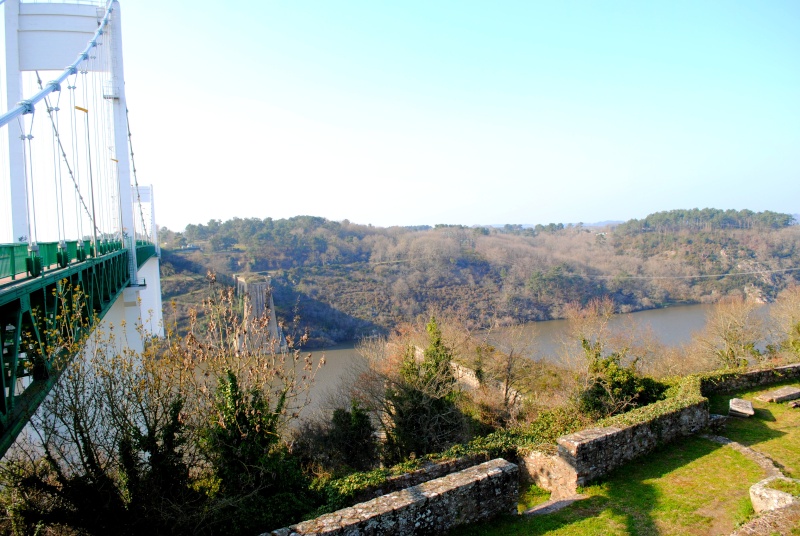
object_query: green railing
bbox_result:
[136,244,157,268]
[0,248,133,455]
[0,239,138,283]
[0,244,28,281]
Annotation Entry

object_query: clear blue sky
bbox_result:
[119,1,799,230]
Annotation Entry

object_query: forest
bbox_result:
[158,208,800,346]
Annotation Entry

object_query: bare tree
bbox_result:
[481,322,539,421]
[769,285,800,360]
[695,295,766,369]
[0,279,323,535]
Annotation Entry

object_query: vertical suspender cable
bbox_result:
[77,105,98,252]
[17,115,37,247]
[39,75,95,240]
[37,72,65,244]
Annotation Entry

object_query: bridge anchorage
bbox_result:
[0,0,162,456]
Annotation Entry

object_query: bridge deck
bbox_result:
[0,245,156,456]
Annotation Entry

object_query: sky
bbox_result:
[114,1,799,230]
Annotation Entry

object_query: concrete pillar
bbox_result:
[107,0,137,284]
[1,0,30,244]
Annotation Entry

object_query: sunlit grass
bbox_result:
[452,436,764,535]
[707,380,800,478]
[517,484,550,513]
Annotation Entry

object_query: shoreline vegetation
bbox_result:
[158,208,799,347]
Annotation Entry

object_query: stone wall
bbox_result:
[521,364,800,493]
[701,364,800,395]
[267,459,518,536]
[347,454,491,504]
[521,400,708,491]
[518,451,578,500]
[557,400,708,486]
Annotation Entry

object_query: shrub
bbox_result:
[579,338,667,418]
[383,317,467,463]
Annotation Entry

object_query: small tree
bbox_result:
[770,285,800,360]
[201,370,314,534]
[697,296,764,369]
[383,317,466,463]
[578,339,665,418]
[327,400,379,472]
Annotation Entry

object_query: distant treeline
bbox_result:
[615,208,796,235]
[159,209,800,345]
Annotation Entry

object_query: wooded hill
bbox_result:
[159,209,800,346]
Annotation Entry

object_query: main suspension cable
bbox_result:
[126,108,149,242]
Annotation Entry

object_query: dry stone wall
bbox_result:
[555,401,708,486]
[274,364,800,534]
[522,365,800,493]
[346,454,491,505]
[701,364,800,394]
[267,459,518,536]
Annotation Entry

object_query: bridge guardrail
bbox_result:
[135,244,157,268]
[0,240,156,284]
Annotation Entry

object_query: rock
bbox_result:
[708,413,727,432]
[729,398,755,418]
[750,476,800,514]
[789,401,800,409]
[756,386,800,403]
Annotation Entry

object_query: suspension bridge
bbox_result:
[0,0,162,455]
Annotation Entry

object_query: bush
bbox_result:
[0,279,324,536]
[579,338,667,418]
[383,318,467,463]
[328,401,379,472]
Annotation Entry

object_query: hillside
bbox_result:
[158,209,800,346]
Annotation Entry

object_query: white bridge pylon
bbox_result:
[1,0,163,340]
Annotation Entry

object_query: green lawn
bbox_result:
[707,380,800,478]
[451,380,800,536]
[454,436,763,536]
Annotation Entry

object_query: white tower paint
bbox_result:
[1,0,163,337]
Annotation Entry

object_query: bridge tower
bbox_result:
[1,0,162,342]
[0,0,163,455]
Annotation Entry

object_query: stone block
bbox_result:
[750,476,800,514]
[756,386,800,403]
[708,413,727,433]
[729,398,754,418]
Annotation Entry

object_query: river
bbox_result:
[303,302,770,415]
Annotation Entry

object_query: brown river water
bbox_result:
[300,303,752,416]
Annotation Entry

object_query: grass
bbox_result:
[451,379,800,535]
[707,380,800,478]
[517,485,550,513]
[767,479,800,497]
[451,436,764,536]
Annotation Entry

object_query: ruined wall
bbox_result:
[518,451,579,500]
[701,364,800,395]
[521,400,709,491]
[268,459,518,536]
[556,401,708,486]
[522,364,800,492]
[339,454,491,505]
